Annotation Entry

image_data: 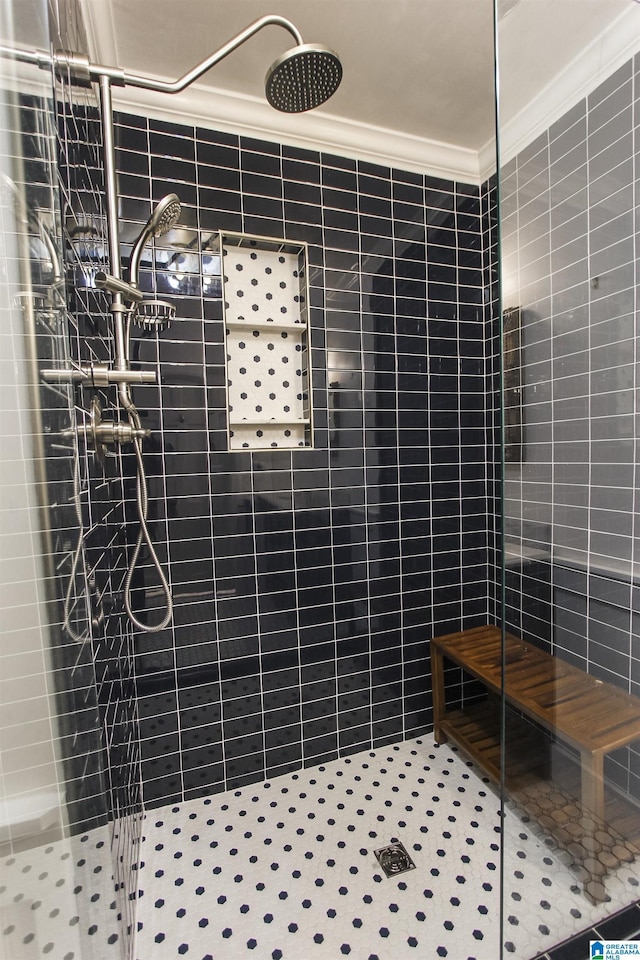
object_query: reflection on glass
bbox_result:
[0,2,121,958]
[497,0,640,951]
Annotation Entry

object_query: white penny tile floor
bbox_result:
[2,739,638,959]
[0,825,121,960]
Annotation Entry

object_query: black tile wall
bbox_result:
[483,174,502,628]
[102,110,493,808]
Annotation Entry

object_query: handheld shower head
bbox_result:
[265,43,342,113]
[147,193,182,238]
[129,193,182,289]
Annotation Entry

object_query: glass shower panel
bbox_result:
[0,1,122,958]
[496,0,640,954]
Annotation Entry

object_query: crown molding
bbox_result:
[78,0,119,67]
[478,136,498,185]
[496,3,640,168]
[109,81,483,184]
[78,0,482,183]
[27,1,640,191]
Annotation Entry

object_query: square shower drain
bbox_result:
[373,842,417,877]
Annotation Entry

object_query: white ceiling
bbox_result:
[75,0,640,182]
[83,0,495,145]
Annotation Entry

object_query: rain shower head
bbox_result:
[127,195,182,331]
[265,43,342,113]
[129,193,182,289]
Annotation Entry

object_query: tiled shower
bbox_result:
[2,1,640,959]
[114,112,493,807]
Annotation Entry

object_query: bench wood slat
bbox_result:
[430,624,640,822]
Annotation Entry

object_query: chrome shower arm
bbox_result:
[120,15,304,94]
[1,15,304,94]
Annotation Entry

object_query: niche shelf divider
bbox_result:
[219,231,313,450]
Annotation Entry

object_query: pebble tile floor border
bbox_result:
[2,738,640,959]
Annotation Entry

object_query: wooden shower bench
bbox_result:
[430,624,640,823]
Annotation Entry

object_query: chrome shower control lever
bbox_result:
[89,418,151,445]
[63,397,151,468]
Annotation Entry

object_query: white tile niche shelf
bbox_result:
[220,232,313,450]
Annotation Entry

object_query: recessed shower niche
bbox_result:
[219,232,312,450]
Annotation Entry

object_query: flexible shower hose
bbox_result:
[123,408,173,632]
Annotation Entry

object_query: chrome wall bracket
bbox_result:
[42,363,157,387]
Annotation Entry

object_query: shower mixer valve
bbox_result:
[63,396,150,467]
